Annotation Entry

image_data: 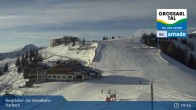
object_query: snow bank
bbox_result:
[40,43,98,66]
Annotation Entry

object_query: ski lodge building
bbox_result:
[24,62,102,83]
[50,36,80,47]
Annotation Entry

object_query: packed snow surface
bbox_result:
[40,43,98,66]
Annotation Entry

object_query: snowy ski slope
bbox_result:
[0,36,196,101]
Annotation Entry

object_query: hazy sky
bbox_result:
[0,0,196,52]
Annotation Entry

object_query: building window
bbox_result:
[76,75,82,79]
[57,76,61,78]
[62,76,66,79]
[48,75,51,78]
[53,76,56,78]
[68,76,72,79]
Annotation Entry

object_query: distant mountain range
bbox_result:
[0,44,39,61]
[191,31,196,35]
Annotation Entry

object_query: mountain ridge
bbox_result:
[0,44,39,61]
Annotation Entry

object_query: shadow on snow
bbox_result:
[86,75,149,85]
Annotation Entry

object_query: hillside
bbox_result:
[40,42,98,66]
[91,37,196,101]
[0,42,98,95]
[0,36,196,102]
[141,31,196,70]
[0,44,39,72]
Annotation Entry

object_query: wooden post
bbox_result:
[151,81,154,110]
[115,90,116,101]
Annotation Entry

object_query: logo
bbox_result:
[157,9,187,38]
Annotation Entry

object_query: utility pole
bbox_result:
[151,80,154,110]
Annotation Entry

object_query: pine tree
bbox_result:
[194,59,196,70]
[0,69,3,76]
[166,42,175,57]
[31,49,35,57]
[17,66,22,73]
[103,36,106,40]
[188,42,195,51]
[25,60,29,66]
[29,49,33,58]
[29,56,32,62]
[25,51,29,60]
[3,63,8,72]
[37,55,43,62]
[82,38,85,46]
[29,49,33,62]
[15,57,20,67]
[21,54,25,67]
[188,53,195,69]
[32,50,39,63]
[33,56,37,63]
[36,49,39,56]
[71,37,76,46]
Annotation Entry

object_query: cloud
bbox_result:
[0,0,195,52]
[0,0,154,29]
[0,0,195,30]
